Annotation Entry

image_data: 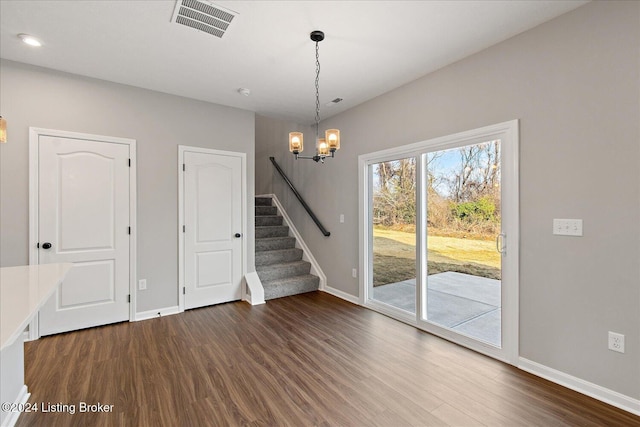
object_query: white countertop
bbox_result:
[0,263,72,351]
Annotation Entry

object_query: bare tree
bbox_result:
[446,140,501,202]
[373,158,416,226]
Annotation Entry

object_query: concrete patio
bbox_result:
[372,272,501,347]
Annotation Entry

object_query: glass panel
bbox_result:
[424,140,502,347]
[371,158,417,313]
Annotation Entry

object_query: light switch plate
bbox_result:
[553,219,583,236]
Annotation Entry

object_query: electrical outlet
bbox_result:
[138,279,147,291]
[340,214,345,223]
[352,268,357,278]
[608,331,624,353]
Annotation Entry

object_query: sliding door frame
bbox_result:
[358,120,519,365]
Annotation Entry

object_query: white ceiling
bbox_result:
[0,0,588,125]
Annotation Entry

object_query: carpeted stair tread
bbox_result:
[255,236,296,251]
[255,197,273,206]
[256,206,278,216]
[255,226,289,238]
[256,215,283,227]
[255,248,303,266]
[262,274,320,300]
[256,260,311,281]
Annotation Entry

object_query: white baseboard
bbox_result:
[518,357,640,416]
[134,306,181,321]
[1,385,30,427]
[322,285,360,305]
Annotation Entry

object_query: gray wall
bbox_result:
[256,117,298,196]
[0,60,256,312]
[255,1,640,399]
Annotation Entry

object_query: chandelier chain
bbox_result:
[315,40,321,141]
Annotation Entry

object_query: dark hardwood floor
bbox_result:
[16,292,640,426]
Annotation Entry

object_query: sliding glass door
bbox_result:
[371,158,417,314]
[360,121,518,363]
[421,141,502,347]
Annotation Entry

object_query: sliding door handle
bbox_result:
[496,233,506,254]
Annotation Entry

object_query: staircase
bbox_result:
[255,196,319,300]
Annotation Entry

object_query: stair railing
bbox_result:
[269,157,330,237]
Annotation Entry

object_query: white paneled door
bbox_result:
[37,135,132,336]
[183,150,243,309]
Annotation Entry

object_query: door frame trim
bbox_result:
[177,145,247,312]
[28,127,137,339]
[358,120,519,365]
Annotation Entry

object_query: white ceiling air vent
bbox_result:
[171,0,238,38]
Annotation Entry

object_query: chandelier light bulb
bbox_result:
[289,132,303,153]
[317,138,329,156]
[325,129,340,151]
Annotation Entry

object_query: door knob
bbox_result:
[234,233,242,238]
[42,242,53,249]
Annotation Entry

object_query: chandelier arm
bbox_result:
[295,154,326,160]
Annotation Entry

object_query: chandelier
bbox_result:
[288,30,340,163]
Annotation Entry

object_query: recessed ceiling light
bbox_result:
[18,33,42,47]
[237,88,250,96]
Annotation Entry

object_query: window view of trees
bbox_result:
[372,141,501,286]
[428,140,501,237]
[373,158,417,229]
[373,141,500,236]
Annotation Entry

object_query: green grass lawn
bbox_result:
[373,228,501,286]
